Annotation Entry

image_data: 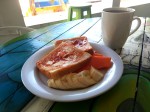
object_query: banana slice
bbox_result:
[47,67,104,90]
[90,66,104,82]
[47,79,56,88]
[60,73,76,89]
[77,70,96,86]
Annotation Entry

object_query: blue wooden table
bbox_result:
[0,17,150,112]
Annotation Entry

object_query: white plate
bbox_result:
[21,42,123,102]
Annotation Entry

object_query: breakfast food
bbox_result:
[36,37,112,90]
[47,66,104,90]
[55,36,93,54]
[77,52,112,72]
[36,42,91,79]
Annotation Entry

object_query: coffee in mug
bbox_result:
[101,7,141,49]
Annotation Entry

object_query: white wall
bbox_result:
[129,3,150,17]
[0,0,25,26]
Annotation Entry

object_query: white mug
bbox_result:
[101,7,141,49]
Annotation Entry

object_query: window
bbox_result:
[18,0,115,27]
[19,0,68,16]
[19,0,102,17]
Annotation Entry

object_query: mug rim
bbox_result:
[103,7,135,13]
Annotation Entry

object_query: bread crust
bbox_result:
[36,42,91,79]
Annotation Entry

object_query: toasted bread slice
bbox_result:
[55,36,93,54]
[36,42,91,79]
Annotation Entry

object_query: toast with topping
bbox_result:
[36,42,91,79]
[55,36,93,54]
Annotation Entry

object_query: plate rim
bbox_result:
[21,42,124,102]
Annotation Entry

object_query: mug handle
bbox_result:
[129,16,141,36]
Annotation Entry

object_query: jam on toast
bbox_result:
[55,36,93,54]
[36,42,91,79]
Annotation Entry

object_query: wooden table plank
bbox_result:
[135,17,150,112]
[50,18,100,45]
[142,17,150,69]
[21,97,54,112]
[0,19,84,55]
[0,24,60,54]
[83,18,102,42]
[0,20,88,75]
